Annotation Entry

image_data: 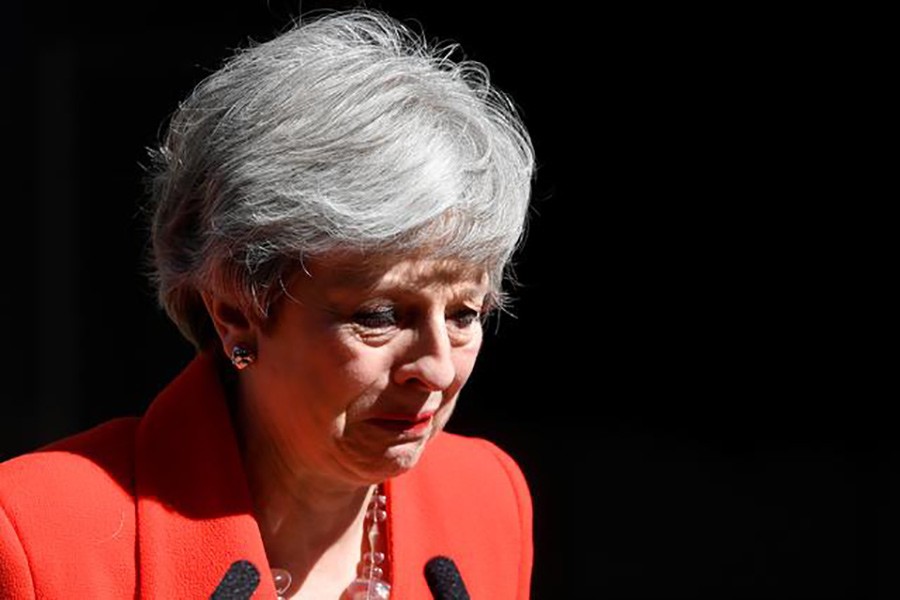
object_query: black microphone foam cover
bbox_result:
[424,556,471,600]
[211,559,261,599]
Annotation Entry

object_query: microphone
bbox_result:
[211,560,261,599]
[424,556,470,600]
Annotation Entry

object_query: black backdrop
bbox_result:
[1,2,889,598]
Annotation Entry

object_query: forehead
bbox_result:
[293,253,490,297]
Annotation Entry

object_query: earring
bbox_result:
[230,345,256,370]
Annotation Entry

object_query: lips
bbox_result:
[366,411,435,436]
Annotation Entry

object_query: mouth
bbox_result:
[365,411,435,436]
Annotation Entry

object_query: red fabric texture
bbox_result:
[0,353,532,599]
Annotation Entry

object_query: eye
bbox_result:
[352,306,398,329]
[449,307,482,329]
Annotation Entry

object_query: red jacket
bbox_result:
[0,353,532,599]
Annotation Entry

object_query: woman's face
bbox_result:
[238,254,490,488]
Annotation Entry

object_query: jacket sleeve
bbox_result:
[0,503,35,600]
[474,438,534,599]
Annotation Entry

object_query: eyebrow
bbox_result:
[330,279,488,301]
[317,267,489,304]
[318,261,488,292]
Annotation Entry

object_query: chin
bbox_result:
[354,439,430,483]
[385,440,428,471]
[342,423,443,483]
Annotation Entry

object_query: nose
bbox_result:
[393,313,457,392]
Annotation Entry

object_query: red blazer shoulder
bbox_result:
[0,417,140,599]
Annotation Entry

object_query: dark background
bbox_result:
[1,2,889,598]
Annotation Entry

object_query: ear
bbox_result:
[200,290,257,358]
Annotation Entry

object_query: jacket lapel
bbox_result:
[134,352,276,598]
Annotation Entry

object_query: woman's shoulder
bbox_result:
[0,416,140,489]
[425,431,530,489]
[0,417,141,598]
[0,416,141,531]
[403,431,532,512]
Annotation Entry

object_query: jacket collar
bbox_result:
[134,351,276,598]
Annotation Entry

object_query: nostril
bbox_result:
[395,353,456,392]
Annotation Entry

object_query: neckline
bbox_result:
[269,482,393,599]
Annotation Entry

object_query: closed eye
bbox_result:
[352,306,398,329]
[450,307,481,329]
[352,305,482,331]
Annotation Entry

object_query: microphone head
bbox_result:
[211,560,261,600]
[424,556,471,600]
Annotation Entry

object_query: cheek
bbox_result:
[255,337,370,423]
[454,339,484,383]
[434,345,483,413]
[313,343,398,416]
[338,342,399,387]
[454,353,479,385]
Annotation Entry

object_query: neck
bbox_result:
[233,390,375,594]
[250,458,373,558]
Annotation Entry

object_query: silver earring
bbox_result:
[230,345,256,370]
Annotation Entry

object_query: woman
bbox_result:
[0,10,534,599]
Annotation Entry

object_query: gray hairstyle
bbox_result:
[146,10,535,348]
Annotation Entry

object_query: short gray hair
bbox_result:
[147,10,535,348]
